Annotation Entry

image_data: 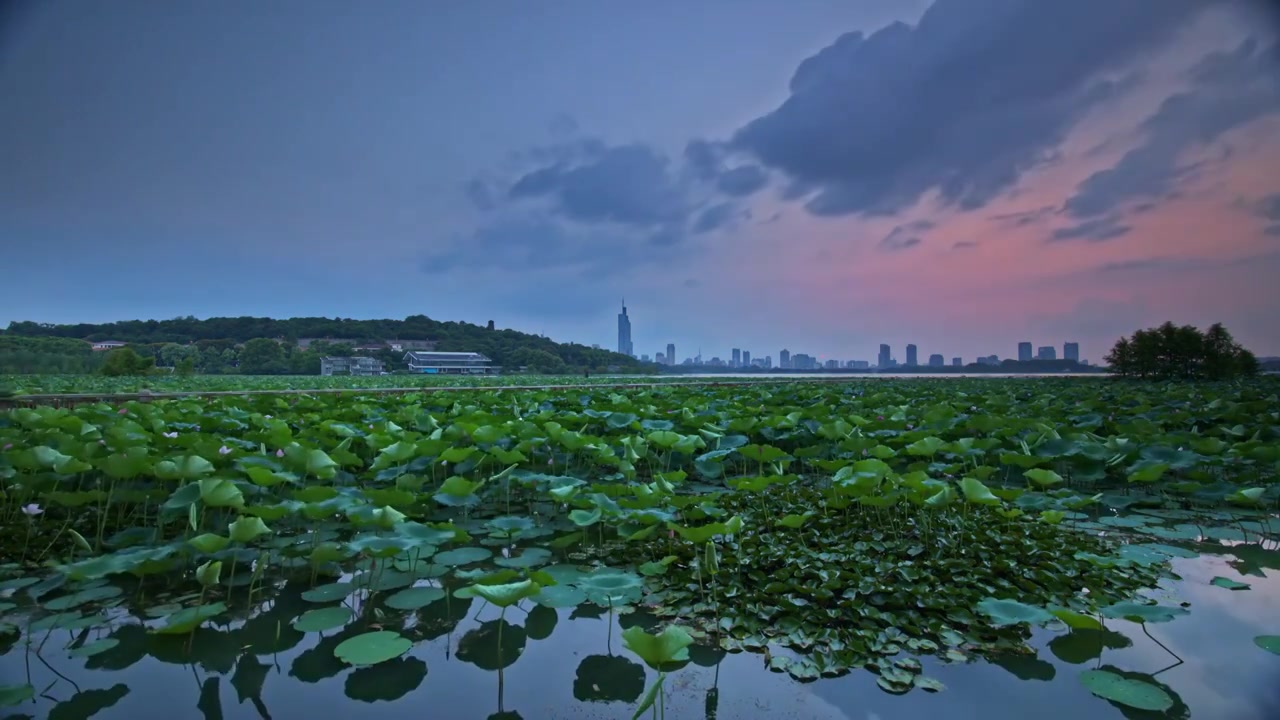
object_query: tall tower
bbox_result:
[1064,342,1080,362]
[906,344,918,367]
[878,344,891,368]
[616,301,633,357]
[666,342,675,366]
[1018,342,1033,362]
[731,348,741,367]
[779,349,791,369]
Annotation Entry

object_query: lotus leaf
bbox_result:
[152,602,227,634]
[975,598,1054,627]
[1254,636,1280,655]
[334,631,412,666]
[1078,669,1173,711]
[1100,601,1189,624]
[293,606,352,632]
[622,624,693,670]
[385,586,446,610]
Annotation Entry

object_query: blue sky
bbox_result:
[2,0,1279,364]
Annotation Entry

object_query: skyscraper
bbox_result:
[1064,342,1080,362]
[878,344,891,368]
[928,354,944,367]
[951,357,962,366]
[742,350,751,367]
[779,349,791,369]
[666,343,675,366]
[731,348,741,367]
[1037,346,1056,360]
[617,301,633,357]
[906,344,918,367]
[1018,342,1033,362]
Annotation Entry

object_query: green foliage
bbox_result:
[1106,322,1257,380]
[3,313,652,375]
[100,347,155,377]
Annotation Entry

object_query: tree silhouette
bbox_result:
[1106,322,1257,380]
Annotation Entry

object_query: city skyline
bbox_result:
[2,1,1278,360]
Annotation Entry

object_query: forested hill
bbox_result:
[2,315,650,374]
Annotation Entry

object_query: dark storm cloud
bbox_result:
[1049,215,1132,242]
[1253,192,1280,220]
[879,219,933,251]
[716,165,768,197]
[684,139,724,181]
[730,0,1216,217]
[508,143,688,228]
[1065,38,1280,219]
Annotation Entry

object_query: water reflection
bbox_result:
[2,550,1278,720]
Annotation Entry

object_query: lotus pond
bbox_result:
[1,378,1278,719]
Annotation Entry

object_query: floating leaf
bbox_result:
[385,586,447,610]
[1254,635,1280,655]
[1209,576,1250,591]
[1100,601,1189,624]
[433,547,493,566]
[151,602,227,634]
[975,598,1053,627]
[68,638,120,658]
[1078,669,1173,711]
[301,582,354,603]
[293,606,352,632]
[334,631,412,666]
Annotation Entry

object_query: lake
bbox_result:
[3,541,1277,720]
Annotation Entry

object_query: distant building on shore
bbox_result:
[320,356,385,376]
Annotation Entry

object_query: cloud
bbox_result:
[420,215,671,276]
[989,205,1057,228]
[508,143,689,228]
[879,219,933,251]
[715,165,768,197]
[1250,192,1280,220]
[1049,214,1132,242]
[952,240,978,250]
[692,202,746,234]
[729,0,1213,217]
[1267,224,1280,237]
[1065,38,1280,219]
[1095,256,1199,273]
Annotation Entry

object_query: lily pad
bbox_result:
[293,606,353,633]
[68,638,121,658]
[1079,669,1173,711]
[533,584,587,608]
[1100,601,1189,624]
[975,598,1053,627]
[0,683,34,706]
[1254,636,1280,655]
[1209,577,1250,591]
[433,547,493,566]
[334,631,412,666]
[385,586,447,610]
[301,583,354,603]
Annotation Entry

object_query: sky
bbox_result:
[2,0,1280,365]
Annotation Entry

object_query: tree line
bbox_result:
[1,315,652,375]
[1105,322,1258,380]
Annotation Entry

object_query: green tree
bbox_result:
[237,338,287,375]
[100,347,155,376]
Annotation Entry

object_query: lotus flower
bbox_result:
[906,424,914,430]
[276,449,285,458]
[21,503,42,517]
[218,445,232,455]
[118,408,128,415]
[264,415,273,420]
[1,443,11,451]
[162,431,178,439]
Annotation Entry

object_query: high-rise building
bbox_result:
[825,359,839,369]
[731,348,741,367]
[617,301,633,357]
[793,353,814,370]
[779,349,791,369]
[666,343,675,366]
[906,344,918,367]
[1064,342,1080,362]
[951,357,962,367]
[1018,342,1033,362]
[641,354,650,362]
[878,344,891,368]
[742,350,751,367]
[1037,346,1056,360]
[928,354,944,367]
[656,352,666,364]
